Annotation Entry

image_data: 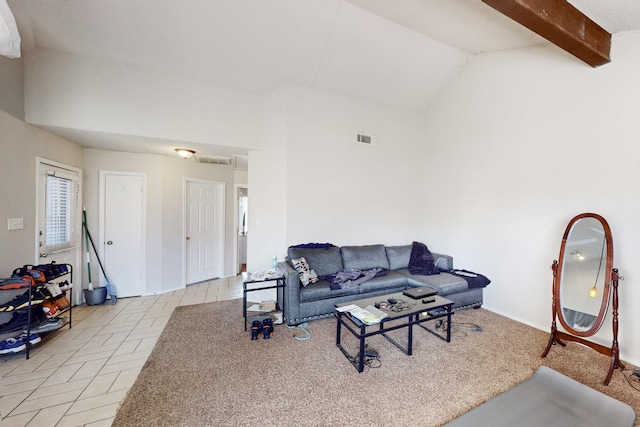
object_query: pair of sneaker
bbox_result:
[251,318,273,340]
[0,288,48,312]
[0,333,41,354]
[0,337,25,354]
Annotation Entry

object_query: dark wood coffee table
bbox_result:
[335,292,453,372]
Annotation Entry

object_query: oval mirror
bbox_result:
[556,213,612,337]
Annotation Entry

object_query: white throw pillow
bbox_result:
[291,257,318,286]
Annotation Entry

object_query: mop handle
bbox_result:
[82,208,93,290]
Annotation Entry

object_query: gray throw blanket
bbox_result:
[328,268,386,290]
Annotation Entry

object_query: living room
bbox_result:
[1,0,640,424]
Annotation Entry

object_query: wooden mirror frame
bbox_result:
[541,213,623,385]
[557,213,613,337]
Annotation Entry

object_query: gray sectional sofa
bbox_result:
[280,244,485,326]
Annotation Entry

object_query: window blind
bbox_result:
[45,173,75,251]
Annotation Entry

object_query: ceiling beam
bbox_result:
[482,0,611,67]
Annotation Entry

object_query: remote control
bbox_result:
[422,297,435,304]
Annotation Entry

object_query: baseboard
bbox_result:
[483,304,640,368]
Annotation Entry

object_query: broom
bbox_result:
[82,209,94,291]
[82,208,118,304]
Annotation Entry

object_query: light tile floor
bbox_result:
[0,275,244,427]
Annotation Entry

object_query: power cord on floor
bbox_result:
[349,345,382,370]
[621,367,640,392]
[435,319,483,338]
[286,322,311,341]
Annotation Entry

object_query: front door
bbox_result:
[36,158,82,305]
[100,171,146,298]
[185,179,225,284]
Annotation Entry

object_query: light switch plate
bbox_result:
[7,218,24,230]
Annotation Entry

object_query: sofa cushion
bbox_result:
[299,279,359,302]
[288,246,343,277]
[341,245,390,270]
[385,245,411,271]
[432,253,453,271]
[399,269,468,295]
[357,271,408,294]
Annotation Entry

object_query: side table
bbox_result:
[242,271,286,331]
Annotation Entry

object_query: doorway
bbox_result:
[99,171,146,298]
[236,186,248,274]
[185,179,225,285]
[36,158,83,305]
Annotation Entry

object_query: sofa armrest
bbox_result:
[278,261,302,325]
[432,253,453,271]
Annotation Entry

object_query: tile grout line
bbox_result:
[58,298,161,422]
[1,276,245,427]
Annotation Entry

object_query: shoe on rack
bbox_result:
[0,305,47,334]
[0,311,30,334]
[45,282,63,298]
[17,332,41,345]
[38,285,53,299]
[0,292,32,312]
[42,300,60,318]
[0,337,26,354]
[53,295,70,311]
[25,305,47,325]
[0,289,47,312]
[0,276,33,291]
[262,318,273,339]
[27,317,65,334]
[251,320,262,340]
[58,281,73,292]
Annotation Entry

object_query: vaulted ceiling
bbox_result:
[6,0,640,159]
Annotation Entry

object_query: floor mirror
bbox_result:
[541,213,623,385]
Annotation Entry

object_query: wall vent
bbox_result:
[356,132,376,146]
[194,155,232,165]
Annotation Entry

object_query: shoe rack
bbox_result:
[0,263,73,359]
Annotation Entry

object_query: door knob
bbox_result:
[106,240,113,245]
[186,236,190,240]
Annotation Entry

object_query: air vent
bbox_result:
[356,132,376,146]
[194,155,232,165]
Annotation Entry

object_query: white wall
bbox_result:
[285,86,427,246]
[423,32,640,365]
[24,49,262,150]
[0,111,83,275]
[0,55,23,119]
[248,85,428,270]
[248,87,289,269]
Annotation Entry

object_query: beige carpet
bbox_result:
[113,299,639,427]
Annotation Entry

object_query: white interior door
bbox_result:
[186,179,224,284]
[100,171,146,298]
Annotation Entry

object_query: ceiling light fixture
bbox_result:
[175,148,195,159]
